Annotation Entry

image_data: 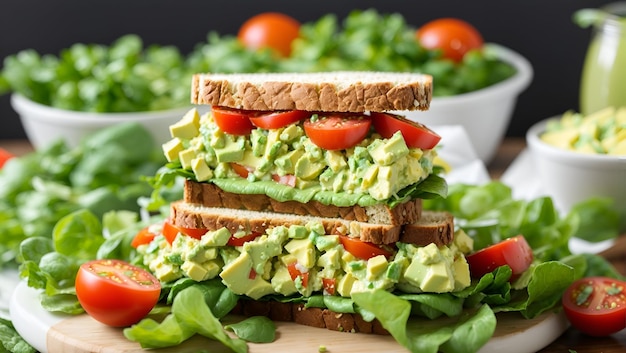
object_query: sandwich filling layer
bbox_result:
[162,108,444,208]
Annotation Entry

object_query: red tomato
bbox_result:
[75,259,161,327]
[322,278,336,295]
[0,148,15,169]
[162,221,180,244]
[238,12,301,57]
[303,115,372,150]
[287,262,309,288]
[339,235,392,260]
[249,110,310,129]
[212,106,254,135]
[227,232,262,246]
[370,112,441,150]
[466,235,533,280]
[230,163,254,178]
[131,227,156,248]
[416,18,484,62]
[562,277,626,336]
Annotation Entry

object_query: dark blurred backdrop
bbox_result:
[0,0,611,139]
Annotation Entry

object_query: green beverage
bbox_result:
[578,2,626,115]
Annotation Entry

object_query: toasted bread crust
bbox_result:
[232,299,389,335]
[191,72,432,112]
[170,201,454,246]
[184,180,423,225]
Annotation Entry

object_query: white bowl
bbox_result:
[11,94,194,150]
[401,43,533,163]
[526,117,626,216]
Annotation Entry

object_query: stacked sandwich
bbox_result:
[145,71,474,334]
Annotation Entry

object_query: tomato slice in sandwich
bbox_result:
[249,110,310,129]
[211,106,255,135]
[339,235,392,260]
[371,112,441,150]
[303,114,372,150]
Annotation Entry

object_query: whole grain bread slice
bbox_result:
[231,299,390,335]
[170,201,454,246]
[191,71,433,112]
[184,180,423,225]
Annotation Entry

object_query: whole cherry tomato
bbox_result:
[416,18,484,62]
[238,12,301,57]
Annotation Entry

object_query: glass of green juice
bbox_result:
[578,2,626,115]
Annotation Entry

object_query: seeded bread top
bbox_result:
[191,71,433,112]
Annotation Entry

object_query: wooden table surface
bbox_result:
[2,137,625,353]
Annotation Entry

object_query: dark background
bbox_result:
[0,0,611,140]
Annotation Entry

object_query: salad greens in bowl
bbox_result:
[0,9,520,151]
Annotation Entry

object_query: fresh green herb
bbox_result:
[224,316,276,343]
[0,122,163,269]
[0,10,516,113]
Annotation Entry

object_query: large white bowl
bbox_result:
[526,117,626,216]
[11,94,193,150]
[402,43,533,163]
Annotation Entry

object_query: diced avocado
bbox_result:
[295,155,326,180]
[191,157,213,182]
[179,148,197,170]
[220,252,275,300]
[284,238,316,268]
[250,129,268,157]
[271,265,298,296]
[360,165,379,190]
[288,225,308,239]
[452,256,471,291]
[336,272,358,297]
[367,132,409,166]
[150,255,182,282]
[181,260,220,281]
[162,138,184,162]
[187,247,218,263]
[366,255,388,281]
[453,229,474,254]
[280,124,303,142]
[275,149,305,174]
[404,259,454,293]
[367,165,396,200]
[243,229,287,275]
[385,261,402,282]
[170,108,200,139]
[324,150,347,172]
[214,137,245,163]
[200,228,232,247]
[317,248,341,270]
[314,235,339,252]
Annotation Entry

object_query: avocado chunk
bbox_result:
[368,132,409,166]
[162,138,184,162]
[284,238,316,268]
[220,252,275,300]
[170,108,200,139]
[214,137,245,163]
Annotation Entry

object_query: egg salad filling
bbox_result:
[137,221,473,300]
[161,109,442,207]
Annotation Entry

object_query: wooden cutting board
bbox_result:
[45,310,565,353]
[11,282,568,353]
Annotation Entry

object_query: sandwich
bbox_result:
[137,71,475,335]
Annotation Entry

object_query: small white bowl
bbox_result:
[401,43,533,163]
[11,94,194,150]
[526,117,626,215]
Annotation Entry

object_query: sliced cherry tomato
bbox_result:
[162,221,181,244]
[322,278,336,295]
[249,110,310,129]
[249,268,257,279]
[562,277,626,336]
[75,259,161,327]
[238,12,301,57]
[227,232,262,246]
[0,148,15,169]
[303,114,372,150]
[416,18,484,62]
[272,173,296,187]
[179,226,208,240]
[212,106,254,135]
[466,235,533,281]
[287,262,309,288]
[131,226,156,248]
[339,235,393,260]
[371,112,441,150]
